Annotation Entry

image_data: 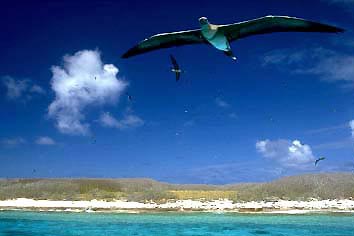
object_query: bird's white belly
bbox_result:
[201,27,230,51]
[208,33,229,51]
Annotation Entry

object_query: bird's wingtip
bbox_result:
[317,22,345,34]
[121,51,136,59]
[121,45,141,59]
[336,27,345,33]
[121,50,133,59]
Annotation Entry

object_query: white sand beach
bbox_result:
[0,198,353,213]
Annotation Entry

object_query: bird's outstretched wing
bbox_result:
[170,54,179,69]
[219,16,344,42]
[315,160,319,166]
[175,71,181,81]
[122,29,204,58]
[315,157,326,166]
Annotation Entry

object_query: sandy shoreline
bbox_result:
[0,198,354,214]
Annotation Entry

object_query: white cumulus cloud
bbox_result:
[256,139,315,169]
[99,112,144,129]
[48,50,127,135]
[35,136,56,145]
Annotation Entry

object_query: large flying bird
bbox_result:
[122,15,343,60]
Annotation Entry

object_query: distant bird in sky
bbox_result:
[127,93,133,101]
[170,54,183,81]
[91,134,97,144]
[315,157,326,166]
[122,15,344,60]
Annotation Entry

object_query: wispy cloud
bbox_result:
[35,136,56,145]
[325,0,354,5]
[256,139,315,169]
[228,112,238,119]
[48,50,127,136]
[331,34,354,49]
[305,123,348,135]
[323,0,354,12]
[179,162,284,184]
[99,112,144,130]
[30,85,46,95]
[1,137,26,147]
[305,122,353,150]
[312,138,352,150]
[183,120,195,127]
[349,120,354,137]
[215,97,230,108]
[262,49,305,66]
[297,54,354,83]
[1,76,45,101]
[262,48,354,86]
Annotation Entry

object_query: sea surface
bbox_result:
[0,211,353,236]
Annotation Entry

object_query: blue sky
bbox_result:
[0,0,353,184]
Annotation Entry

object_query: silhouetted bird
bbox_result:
[127,93,133,101]
[315,157,326,166]
[170,54,182,81]
[91,136,97,144]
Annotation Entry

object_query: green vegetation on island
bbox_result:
[0,173,353,202]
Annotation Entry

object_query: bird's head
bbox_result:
[199,17,209,26]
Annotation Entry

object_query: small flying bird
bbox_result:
[315,157,326,166]
[91,134,97,144]
[122,16,343,61]
[127,93,133,101]
[170,54,183,81]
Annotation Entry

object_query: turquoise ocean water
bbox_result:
[0,211,353,236]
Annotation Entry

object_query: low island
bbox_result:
[1,173,353,214]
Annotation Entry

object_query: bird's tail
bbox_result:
[224,50,237,61]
